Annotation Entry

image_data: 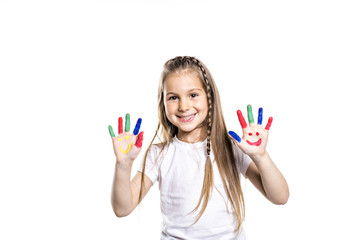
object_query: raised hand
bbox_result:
[229,105,273,159]
[108,113,144,163]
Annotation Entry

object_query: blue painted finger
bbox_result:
[258,107,263,125]
[133,118,142,135]
[229,131,241,143]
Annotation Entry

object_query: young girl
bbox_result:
[109,56,289,239]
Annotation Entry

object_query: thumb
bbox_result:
[229,131,247,152]
[229,131,241,143]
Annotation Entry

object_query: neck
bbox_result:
[176,127,207,143]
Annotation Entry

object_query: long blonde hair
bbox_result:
[139,56,245,232]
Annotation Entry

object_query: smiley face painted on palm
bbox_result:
[108,114,144,155]
[117,136,132,153]
[229,105,273,148]
[246,131,262,146]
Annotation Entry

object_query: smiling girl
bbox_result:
[109,56,289,239]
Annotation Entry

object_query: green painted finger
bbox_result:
[247,105,254,124]
[125,113,130,132]
[108,125,115,137]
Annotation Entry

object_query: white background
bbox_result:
[1,0,359,239]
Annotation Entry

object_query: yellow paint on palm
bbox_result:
[119,143,132,154]
[117,136,132,154]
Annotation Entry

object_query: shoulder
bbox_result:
[149,140,173,152]
[146,141,174,161]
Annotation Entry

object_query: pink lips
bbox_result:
[177,113,196,123]
[246,138,262,146]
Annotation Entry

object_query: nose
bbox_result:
[178,99,190,112]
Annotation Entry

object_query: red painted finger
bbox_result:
[237,110,248,129]
[118,117,123,134]
[265,117,273,130]
[134,131,144,148]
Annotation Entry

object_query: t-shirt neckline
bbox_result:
[173,135,207,147]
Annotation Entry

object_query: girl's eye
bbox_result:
[190,93,198,98]
[168,96,178,101]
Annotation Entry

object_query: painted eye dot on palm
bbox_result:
[246,131,262,146]
[108,114,144,153]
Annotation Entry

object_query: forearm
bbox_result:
[111,161,135,217]
[251,151,289,205]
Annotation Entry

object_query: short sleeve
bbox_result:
[137,145,160,184]
[232,143,252,177]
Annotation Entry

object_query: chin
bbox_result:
[179,127,197,133]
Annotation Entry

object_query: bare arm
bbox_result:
[109,114,152,217]
[246,153,289,205]
[111,163,153,217]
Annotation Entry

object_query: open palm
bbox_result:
[229,105,273,158]
[108,113,144,162]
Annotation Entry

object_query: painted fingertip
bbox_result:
[125,113,130,132]
[135,131,144,148]
[237,110,248,129]
[133,118,142,135]
[118,117,123,134]
[108,125,115,137]
[247,104,254,124]
[258,107,263,125]
[265,117,273,130]
[229,131,241,143]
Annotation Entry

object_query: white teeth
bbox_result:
[179,114,195,120]
[182,115,193,120]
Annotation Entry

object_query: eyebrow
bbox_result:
[165,88,204,96]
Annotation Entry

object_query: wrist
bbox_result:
[115,159,134,172]
[249,150,269,164]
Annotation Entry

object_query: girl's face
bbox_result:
[163,70,208,142]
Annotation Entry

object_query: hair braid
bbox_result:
[193,58,213,156]
[179,57,215,224]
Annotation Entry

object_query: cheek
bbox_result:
[197,97,208,112]
[164,102,176,118]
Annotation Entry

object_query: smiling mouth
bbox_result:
[246,139,262,146]
[119,144,132,154]
[177,113,196,123]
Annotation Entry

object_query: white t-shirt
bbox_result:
[138,136,252,240]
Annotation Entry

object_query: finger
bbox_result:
[265,117,273,130]
[125,113,130,132]
[133,118,142,136]
[247,104,255,124]
[258,107,263,125]
[108,125,115,137]
[237,110,248,129]
[134,131,144,148]
[118,117,123,134]
[229,131,241,143]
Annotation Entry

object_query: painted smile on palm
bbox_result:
[118,136,132,153]
[246,132,262,146]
